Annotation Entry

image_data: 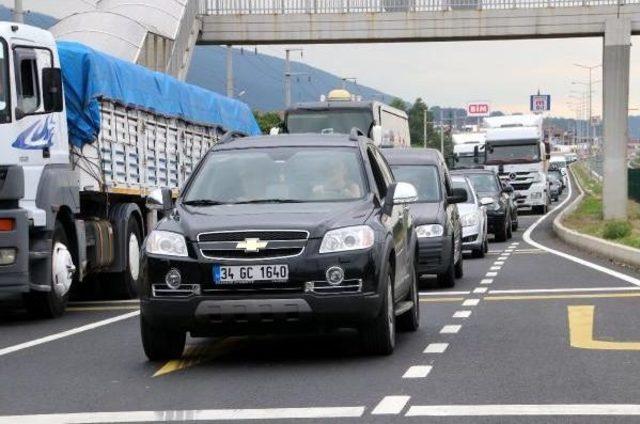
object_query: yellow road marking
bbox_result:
[67,306,140,312]
[568,305,640,350]
[420,297,465,303]
[153,337,244,377]
[485,293,640,302]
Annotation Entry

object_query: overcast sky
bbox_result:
[4,0,639,117]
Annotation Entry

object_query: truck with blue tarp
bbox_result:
[0,22,260,317]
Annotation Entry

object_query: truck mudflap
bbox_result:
[0,209,29,294]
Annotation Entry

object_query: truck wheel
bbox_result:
[494,218,508,242]
[437,242,456,288]
[111,217,142,299]
[360,269,395,355]
[141,316,186,361]
[397,268,419,332]
[24,220,74,318]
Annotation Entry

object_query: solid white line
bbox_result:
[480,279,493,285]
[424,343,449,353]
[473,287,488,294]
[0,407,366,423]
[452,310,472,318]
[489,286,640,295]
[488,250,503,254]
[403,365,433,378]
[406,404,640,417]
[486,272,498,277]
[68,299,139,306]
[440,325,461,334]
[522,176,640,287]
[0,311,140,357]
[462,299,480,306]
[372,396,410,415]
[419,290,470,296]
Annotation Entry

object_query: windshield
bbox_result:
[0,38,9,124]
[549,161,566,171]
[548,171,562,181]
[455,154,483,168]
[452,178,475,204]
[391,165,441,202]
[486,142,540,164]
[286,109,374,135]
[183,147,366,204]
[467,173,500,193]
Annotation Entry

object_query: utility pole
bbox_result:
[574,63,602,149]
[423,108,428,148]
[285,48,303,108]
[226,45,233,98]
[13,0,24,23]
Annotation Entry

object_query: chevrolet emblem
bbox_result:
[236,238,268,253]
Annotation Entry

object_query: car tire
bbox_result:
[494,218,508,242]
[506,217,513,239]
[397,268,419,332]
[109,217,142,299]
[533,204,548,214]
[361,269,395,355]
[23,220,72,318]
[472,244,485,258]
[454,252,464,278]
[511,211,519,231]
[141,316,186,361]
[484,238,489,253]
[437,243,456,288]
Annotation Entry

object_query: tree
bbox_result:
[253,111,283,134]
[389,98,408,112]
[406,98,453,155]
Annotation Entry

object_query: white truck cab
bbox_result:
[484,114,550,214]
[452,131,486,169]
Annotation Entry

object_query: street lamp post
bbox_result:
[574,63,602,151]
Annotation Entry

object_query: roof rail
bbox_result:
[219,130,247,144]
[349,127,365,141]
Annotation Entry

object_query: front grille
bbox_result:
[198,230,309,242]
[201,248,302,259]
[511,182,532,191]
[462,235,477,243]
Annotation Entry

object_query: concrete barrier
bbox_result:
[553,170,640,270]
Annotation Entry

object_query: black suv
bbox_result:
[459,169,516,242]
[140,133,421,359]
[382,149,467,288]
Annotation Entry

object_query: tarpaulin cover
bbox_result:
[57,41,261,147]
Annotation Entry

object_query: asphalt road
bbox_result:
[2,180,640,423]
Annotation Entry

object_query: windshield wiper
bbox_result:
[181,199,226,206]
[232,199,305,205]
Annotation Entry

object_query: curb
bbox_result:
[553,169,640,270]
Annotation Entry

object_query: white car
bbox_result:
[451,175,489,258]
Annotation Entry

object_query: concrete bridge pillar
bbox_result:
[602,18,631,220]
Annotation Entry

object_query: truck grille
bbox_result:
[197,230,309,260]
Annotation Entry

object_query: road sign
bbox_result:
[530,94,551,113]
[466,103,490,117]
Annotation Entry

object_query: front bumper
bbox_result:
[415,236,452,276]
[514,184,547,208]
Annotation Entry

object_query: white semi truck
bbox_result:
[283,89,411,147]
[484,115,551,214]
[0,22,260,317]
[452,128,486,169]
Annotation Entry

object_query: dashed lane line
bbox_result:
[402,365,433,378]
[485,272,498,277]
[452,310,472,318]
[424,343,449,353]
[462,299,480,306]
[473,287,488,294]
[0,311,140,357]
[371,396,411,415]
[480,279,493,285]
[440,325,461,334]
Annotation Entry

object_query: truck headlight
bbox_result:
[146,230,188,257]
[460,214,478,227]
[416,224,444,238]
[319,225,374,253]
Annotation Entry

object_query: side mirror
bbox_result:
[269,127,280,135]
[480,197,494,206]
[447,187,468,204]
[371,125,383,145]
[393,182,418,205]
[502,184,514,193]
[146,187,172,212]
[42,68,64,113]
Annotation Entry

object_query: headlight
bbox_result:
[486,201,501,211]
[319,225,374,253]
[460,213,478,227]
[146,230,188,257]
[416,224,444,238]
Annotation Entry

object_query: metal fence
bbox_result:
[583,153,640,202]
[199,0,636,15]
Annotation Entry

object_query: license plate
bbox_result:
[212,264,289,284]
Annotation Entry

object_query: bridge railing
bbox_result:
[199,0,632,14]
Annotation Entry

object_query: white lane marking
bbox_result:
[424,343,449,353]
[68,299,139,306]
[490,266,502,271]
[511,242,520,246]
[522,177,640,287]
[0,311,140,357]
[462,299,480,306]
[0,407,366,423]
[488,250,504,254]
[502,252,511,256]
[406,404,640,417]
[489,287,640,295]
[419,290,470,296]
[372,396,411,415]
[473,287,488,294]
[440,325,461,334]
[453,310,472,318]
[486,272,498,277]
[494,261,505,265]
[403,365,433,378]
[480,279,493,285]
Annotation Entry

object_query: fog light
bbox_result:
[326,266,344,286]
[165,268,182,289]
[0,248,16,265]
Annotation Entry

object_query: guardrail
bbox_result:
[199,0,636,15]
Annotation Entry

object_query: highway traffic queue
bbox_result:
[0,22,573,361]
